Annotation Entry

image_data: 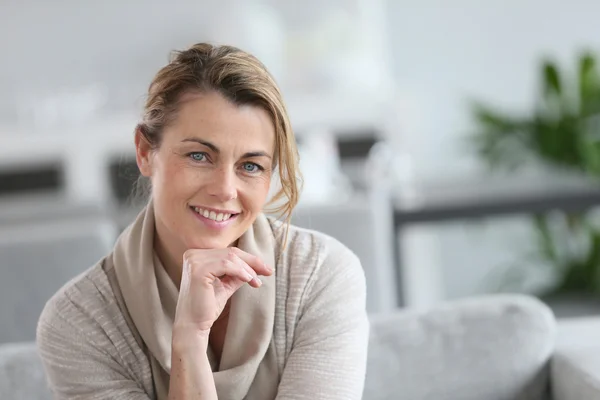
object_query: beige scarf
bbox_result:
[109,202,280,399]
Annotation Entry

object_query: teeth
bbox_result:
[193,207,233,222]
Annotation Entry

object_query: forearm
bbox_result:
[168,329,216,400]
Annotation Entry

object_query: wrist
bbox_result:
[169,326,217,400]
[172,325,210,353]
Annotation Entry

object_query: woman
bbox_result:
[37,43,368,399]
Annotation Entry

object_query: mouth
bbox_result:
[190,206,239,223]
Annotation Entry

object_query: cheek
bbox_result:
[152,157,195,196]
[243,175,272,209]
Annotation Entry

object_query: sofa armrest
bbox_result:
[552,346,600,400]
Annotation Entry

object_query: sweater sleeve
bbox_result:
[275,238,370,400]
[37,281,153,400]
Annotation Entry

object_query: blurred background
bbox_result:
[3,0,600,343]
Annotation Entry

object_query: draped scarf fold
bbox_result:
[107,203,280,399]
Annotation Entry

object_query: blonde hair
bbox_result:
[137,42,302,231]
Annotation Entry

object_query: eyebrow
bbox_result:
[182,137,272,159]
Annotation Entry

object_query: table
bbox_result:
[392,176,600,306]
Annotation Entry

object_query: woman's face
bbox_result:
[136,91,275,253]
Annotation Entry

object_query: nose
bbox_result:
[206,166,237,202]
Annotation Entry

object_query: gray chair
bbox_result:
[291,190,398,315]
[0,216,116,343]
[0,194,106,226]
[0,342,51,400]
[2,294,600,399]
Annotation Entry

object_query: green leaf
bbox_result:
[578,52,600,114]
[543,60,562,98]
[468,101,533,170]
[470,102,520,132]
[532,214,558,263]
[528,115,582,168]
[578,136,600,176]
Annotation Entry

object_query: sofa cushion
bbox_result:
[0,342,52,400]
[552,317,600,400]
[364,294,555,400]
[552,346,600,400]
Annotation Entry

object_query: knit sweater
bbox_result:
[36,219,369,399]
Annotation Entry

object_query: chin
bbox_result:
[186,235,233,250]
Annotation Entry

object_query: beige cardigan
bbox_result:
[36,217,369,399]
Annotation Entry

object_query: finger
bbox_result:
[229,248,273,276]
[238,260,263,288]
[206,258,254,284]
[218,274,248,292]
[183,251,262,288]
[220,271,261,289]
[226,252,263,288]
[227,258,263,288]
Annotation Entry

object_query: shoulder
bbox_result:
[37,259,141,364]
[38,260,116,337]
[268,217,366,304]
[270,217,362,271]
[267,218,369,364]
[36,259,155,397]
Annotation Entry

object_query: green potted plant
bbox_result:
[469,51,600,308]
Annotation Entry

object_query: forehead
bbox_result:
[166,91,275,151]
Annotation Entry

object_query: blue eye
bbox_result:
[242,162,262,173]
[189,152,207,162]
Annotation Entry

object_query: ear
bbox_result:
[135,127,154,177]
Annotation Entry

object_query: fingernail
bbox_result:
[246,272,254,281]
[255,277,263,287]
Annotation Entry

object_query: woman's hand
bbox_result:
[173,247,272,336]
[169,247,271,400]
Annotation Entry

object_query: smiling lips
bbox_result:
[191,206,237,222]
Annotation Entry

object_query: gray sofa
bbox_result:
[1,294,599,399]
[0,214,116,344]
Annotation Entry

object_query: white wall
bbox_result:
[0,0,391,131]
[0,1,225,120]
